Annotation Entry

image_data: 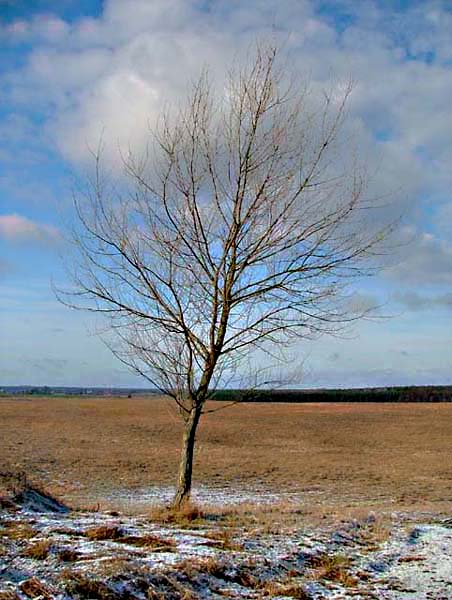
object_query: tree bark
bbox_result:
[172,406,202,508]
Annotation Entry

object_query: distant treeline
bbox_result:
[2,385,452,402]
[0,386,158,397]
[212,385,452,403]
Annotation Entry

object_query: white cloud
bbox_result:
[2,0,452,320]
[385,226,452,286]
[0,214,60,243]
[4,13,69,41]
[2,0,447,209]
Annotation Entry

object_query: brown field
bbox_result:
[1,395,452,515]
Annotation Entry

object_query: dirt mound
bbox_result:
[12,487,69,514]
[0,472,69,514]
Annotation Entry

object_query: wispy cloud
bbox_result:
[393,290,452,311]
[0,214,60,243]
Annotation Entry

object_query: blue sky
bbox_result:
[1,0,452,387]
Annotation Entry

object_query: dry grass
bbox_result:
[0,592,21,600]
[357,515,392,550]
[1,396,452,515]
[118,533,176,551]
[397,554,426,563]
[22,539,52,560]
[307,553,358,587]
[18,578,53,599]
[84,525,176,552]
[174,556,261,589]
[148,574,198,600]
[83,524,176,551]
[149,502,205,527]
[58,548,79,562]
[51,526,81,536]
[174,556,228,580]
[2,522,37,540]
[262,579,311,598]
[204,527,244,551]
[62,573,121,600]
[84,524,124,541]
[148,500,307,533]
[216,500,306,532]
[83,560,197,599]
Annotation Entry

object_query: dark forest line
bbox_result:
[212,385,452,403]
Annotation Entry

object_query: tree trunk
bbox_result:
[172,406,202,508]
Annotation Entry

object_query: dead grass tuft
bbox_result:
[0,591,21,600]
[200,500,306,533]
[118,533,176,551]
[229,566,259,588]
[262,579,312,598]
[398,554,426,563]
[348,513,392,549]
[175,556,227,580]
[19,578,53,599]
[23,539,52,560]
[58,548,80,562]
[63,572,122,599]
[307,553,357,587]
[52,526,81,536]
[84,524,124,541]
[2,521,37,540]
[83,525,176,551]
[148,573,198,600]
[204,528,243,551]
[149,503,204,527]
[149,500,307,534]
[174,556,259,589]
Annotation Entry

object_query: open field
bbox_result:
[2,396,452,598]
[1,396,451,515]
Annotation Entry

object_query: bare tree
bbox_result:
[62,45,391,508]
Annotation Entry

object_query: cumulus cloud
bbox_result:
[384,227,452,286]
[1,1,452,331]
[0,0,448,228]
[0,214,60,243]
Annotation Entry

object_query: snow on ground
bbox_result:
[85,484,319,511]
[368,520,452,599]
[1,488,451,599]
